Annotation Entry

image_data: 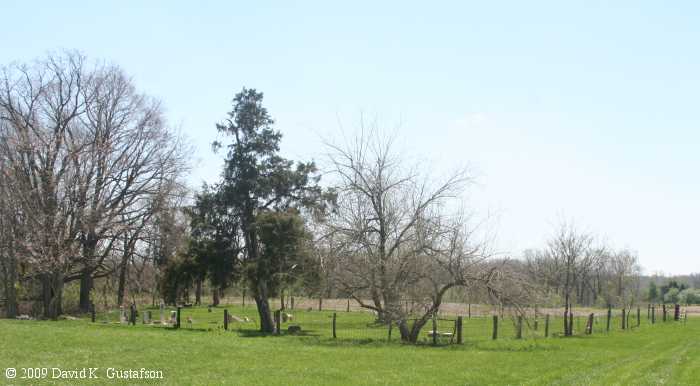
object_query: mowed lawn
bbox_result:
[0,309,698,385]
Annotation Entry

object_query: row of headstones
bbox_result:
[105,304,255,330]
[119,302,180,327]
[104,302,180,327]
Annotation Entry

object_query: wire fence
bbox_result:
[89,302,692,345]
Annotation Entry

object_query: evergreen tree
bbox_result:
[648,281,658,302]
[213,88,327,332]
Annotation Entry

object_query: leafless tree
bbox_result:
[0,126,21,318]
[0,52,188,318]
[523,221,643,335]
[606,249,641,307]
[323,129,505,342]
[71,65,187,311]
[0,53,91,318]
[544,222,595,336]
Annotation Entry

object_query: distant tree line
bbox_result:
[647,279,700,305]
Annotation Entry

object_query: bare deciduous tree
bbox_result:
[0,52,188,318]
[72,65,187,311]
[324,129,504,342]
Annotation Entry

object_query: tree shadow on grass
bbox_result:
[234,329,323,338]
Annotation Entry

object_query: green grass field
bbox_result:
[1,306,698,385]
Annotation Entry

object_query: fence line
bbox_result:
[88,301,692,346]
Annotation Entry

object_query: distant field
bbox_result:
[1,305,698,385]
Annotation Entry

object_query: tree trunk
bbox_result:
[398,316,431,343]
[563,296,570,336]
[78,235,99,313]
[255,282,274,333]
[117,260,128,306]
[2,257,17,318]
[43,272,64,320]
[79,268,93,313]
[398,320,411,341]
[369,284,387,322]
[195,279,202,306]
[212,288,220,306]
[41,274,51,318]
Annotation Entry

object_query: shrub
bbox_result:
[678,288,700,305]
[664,288,680,304]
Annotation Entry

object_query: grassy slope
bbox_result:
[0,310,698,385]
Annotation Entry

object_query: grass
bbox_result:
[0,306,698,385]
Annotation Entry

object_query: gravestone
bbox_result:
[120,306,127,324]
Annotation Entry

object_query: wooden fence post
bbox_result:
[468,303,471,319]
[492,315,498,340]
[223,309,229,331]
[332,312,337,339]
[606,305,611,332]
[647,304,651,320]
[176,307,181,329]
[568,312,573,335]
[586,313,594,334]
[652,305,656,324]
[662,304,667,322]
[346,299,350,312]
[637,307,640,327]
[130,304,136,326]
[90,302,96,323]
[457,316,463,344]
[621,309,626,330]
[516,315,523,339]
[544,314,550,338]
[318,297,322,311]
[388,320,393,341]
[674,304,680,321]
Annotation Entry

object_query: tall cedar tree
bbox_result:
[214,88,325,332]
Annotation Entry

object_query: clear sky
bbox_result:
[2,1,699,275]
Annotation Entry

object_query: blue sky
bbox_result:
[2,1,699,274]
